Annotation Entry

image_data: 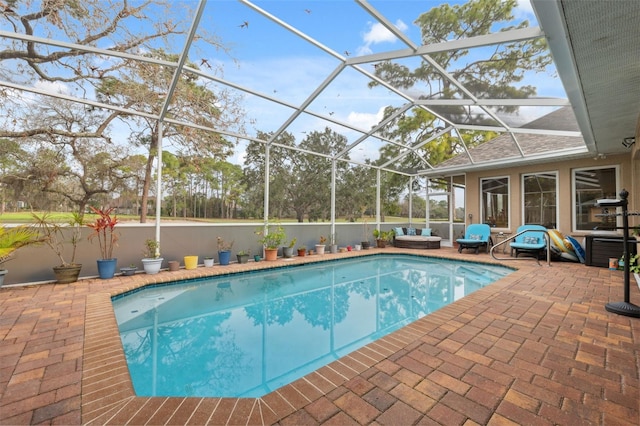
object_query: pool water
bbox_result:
[112,254,512,398]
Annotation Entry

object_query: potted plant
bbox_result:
[329,233,338,254]
[283,238,297,258]
[236,249,250,264]
[316,235,327,255]
[120,264,138,276]
[184,254,198,269]
[0,223,42,287]
[31,212,84,284]
[361,218,370,249]
[141,239,163,275]
[256,223,286,261]
[86,206,119,279]
[217,236,234,265]
[203,256,214,267]
[630,253,639,288]
[168,260,180,271]
[373,229,383,248]
[297,245,307,257]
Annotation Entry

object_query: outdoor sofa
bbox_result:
[393,227,442,249]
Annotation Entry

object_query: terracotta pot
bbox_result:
[168,260,180,271]
[264,248,278,261]
[297,249,306,257]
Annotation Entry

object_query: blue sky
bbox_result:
[181,0,559,164]
[2,0,565,166]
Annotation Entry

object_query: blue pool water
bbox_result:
[112,254,512,398]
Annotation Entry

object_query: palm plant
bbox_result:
[31,212,84,267]
[0,224,42,268]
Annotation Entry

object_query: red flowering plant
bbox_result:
[86,206,119,259]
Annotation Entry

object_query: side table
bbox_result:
[494,232,511,253]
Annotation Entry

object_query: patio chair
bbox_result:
[456,224,491,254]
[510,224,547,259]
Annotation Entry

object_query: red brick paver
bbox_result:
[1,248,638,425]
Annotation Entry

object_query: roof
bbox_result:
[436,106,586,170]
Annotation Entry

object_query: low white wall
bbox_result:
[4,222,408,285]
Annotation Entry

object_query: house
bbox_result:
[430,107,638,244]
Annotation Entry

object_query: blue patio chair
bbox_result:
[510,225,547,259]
[456,224,492,254]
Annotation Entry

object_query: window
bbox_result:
[572,166,619,231]
[481,177,509,228]
[522,172,558,228]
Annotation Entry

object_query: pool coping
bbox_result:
[81,250,525,424]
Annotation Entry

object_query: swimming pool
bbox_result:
[112,254,512,398]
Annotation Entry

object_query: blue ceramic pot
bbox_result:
[97,258,117,279]
[218,250,231,266]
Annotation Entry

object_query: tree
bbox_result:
[371,0,550,171]
[0,139,31,213]
[290,128,349,222]
[99,48,241,222]
[0,2,242,221]
[242,131,296,220]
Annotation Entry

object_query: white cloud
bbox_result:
[34,80,70,95]
[357,19,408,56]
[346,106,386,131]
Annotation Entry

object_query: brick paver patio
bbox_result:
[1,248,638,425]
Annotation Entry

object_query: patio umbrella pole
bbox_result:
[603,189,640,318]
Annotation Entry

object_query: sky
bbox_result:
[1,0,568,167]
[178,0,562,164]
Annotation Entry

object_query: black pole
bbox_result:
[604,189,640,317]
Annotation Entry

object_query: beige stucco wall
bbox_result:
[464,153,636,238]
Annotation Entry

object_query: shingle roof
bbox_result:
[437,107,585,168]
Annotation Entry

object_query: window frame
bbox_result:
[480,175,510,230]
[571,165,620,233]
[521,171,559,229]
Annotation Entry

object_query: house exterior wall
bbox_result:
[464,153,637,238]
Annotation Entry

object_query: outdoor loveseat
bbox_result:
[393,227,442,249]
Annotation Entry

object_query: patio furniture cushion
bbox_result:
[510,224,547,259]
[394,227,404,236]
[456,224,491,254]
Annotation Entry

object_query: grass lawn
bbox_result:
[1,212,425,224]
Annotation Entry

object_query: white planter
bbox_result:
[204,258,215,267]
[0,269,7,287]
[354,244,361,251]
[315,244,326,255]
[142,258,163,275]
